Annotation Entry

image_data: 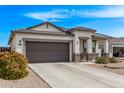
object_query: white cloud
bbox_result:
[24,6,124,21]
[24,9,69,22]
[82,6,124,18]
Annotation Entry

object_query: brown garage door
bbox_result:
[26,41,69,63]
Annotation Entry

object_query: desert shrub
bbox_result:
[109,57,117,63]
[95,57,108,64]
[0,52,28,80]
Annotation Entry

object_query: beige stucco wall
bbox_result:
[10,35,17,52]
[73,30,93,38]
[13,33,73,53]
[72,30,93,54]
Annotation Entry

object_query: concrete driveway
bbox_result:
[29,63,124,88]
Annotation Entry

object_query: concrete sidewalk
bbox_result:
[29,63,124,88]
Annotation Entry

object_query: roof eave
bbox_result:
[94,33,113,38]
[67,28,96,32]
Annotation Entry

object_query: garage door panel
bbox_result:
[26,41,69,63]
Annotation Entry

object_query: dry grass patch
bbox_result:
[88,61,124,75]
[0,68,50,88]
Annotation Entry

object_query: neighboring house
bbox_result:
[8,22,124,63]
[0,47,10,52]
[109,38,124,57]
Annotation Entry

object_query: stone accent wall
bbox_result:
[75,53,80,62]
[73,53,80,62]
[88,53,99,61]
[102,53,109,57]
[80,53,87,61]
[80,53,98,61]
[73,53,99,62]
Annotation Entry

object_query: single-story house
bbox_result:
[109,38,124,57]
[8,22,124,63]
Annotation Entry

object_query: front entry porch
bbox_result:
[80,38,98,61]
[74,36,109,62]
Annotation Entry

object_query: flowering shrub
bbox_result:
[0,52,28,80]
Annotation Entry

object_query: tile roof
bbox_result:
[12,28,73,36]
[68,26,96,32]
[93,33,112,38]
[26,22,96,32]
[26,21,65,32]
[75,26,96,31]
[109,38,124,42]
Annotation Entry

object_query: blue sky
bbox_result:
[0,5,124,46]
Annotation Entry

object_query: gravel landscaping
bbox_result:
[0,68,50,88]
[88,61,124,75]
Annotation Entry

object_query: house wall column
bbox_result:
[105,38,109,54]
[109,45,113,57]
[74,36,80,62]
[80,39,83,53]
[87,38,92,53]
[96,40,99,53]
[69,41,73,62]
[87,38,93,61]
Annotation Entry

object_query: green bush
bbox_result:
[95,57,108,64]
[109,57,117,63]
[0,52,28,80]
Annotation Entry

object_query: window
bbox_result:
[92,40,96,53]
